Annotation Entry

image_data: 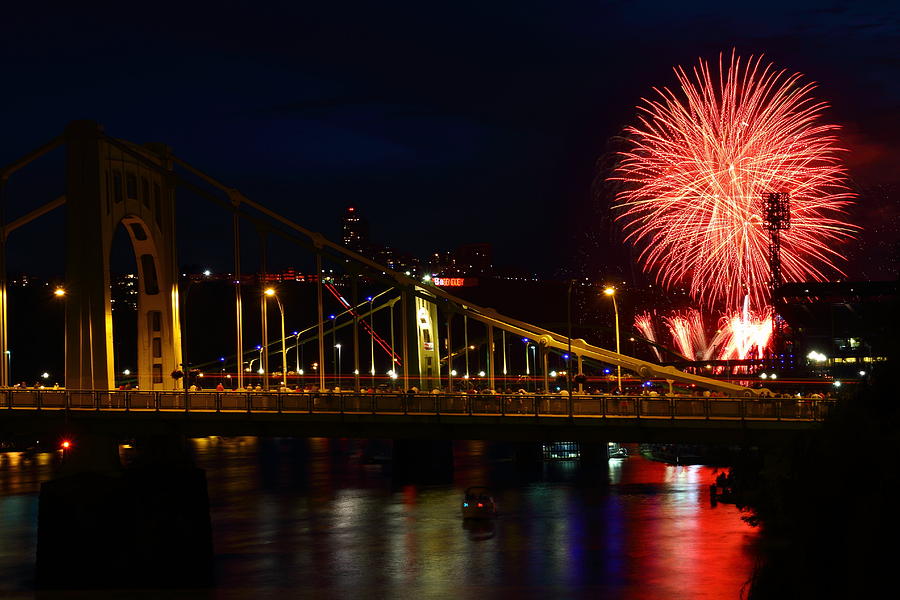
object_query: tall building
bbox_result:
[341,206,369,254]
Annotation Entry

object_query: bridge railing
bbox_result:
[0,389,834,421]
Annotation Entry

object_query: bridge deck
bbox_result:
[2,391,831,444]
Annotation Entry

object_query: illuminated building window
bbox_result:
[152,364,163,383]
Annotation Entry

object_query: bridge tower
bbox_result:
[64,121,182,390]
[409,286,441,391]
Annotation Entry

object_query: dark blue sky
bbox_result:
[2,0,898,277]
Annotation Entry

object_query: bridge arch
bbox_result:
[63,121,182,390]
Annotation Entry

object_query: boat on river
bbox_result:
[608,442,628,459]
[462,486,496,519]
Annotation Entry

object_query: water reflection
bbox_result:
[0,441,757,598]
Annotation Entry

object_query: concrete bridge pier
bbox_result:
[391,439,454,484]
[579,441,610,468]
[36,433,213,589]
[511,442,544,471]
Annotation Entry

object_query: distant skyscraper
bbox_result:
[341,206,369,253]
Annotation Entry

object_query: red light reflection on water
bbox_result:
[610,456,758,600]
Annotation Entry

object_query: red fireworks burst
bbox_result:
[611,52,856,309]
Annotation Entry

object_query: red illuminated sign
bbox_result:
[434,277,478,287]
[433,277,465,287]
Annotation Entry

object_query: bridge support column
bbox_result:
[391,439,454,484]
[36,433,212,589]
[487,324,495,391]
[579,441,609,468]
[512,442,543,471]
[0,178,7,387]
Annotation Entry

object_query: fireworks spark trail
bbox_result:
[634,313,663,361]
[663,310,716,361]
[611,51,856,310]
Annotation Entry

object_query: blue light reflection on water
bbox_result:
[0,440,757,599]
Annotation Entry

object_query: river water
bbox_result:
[0,439,758,599]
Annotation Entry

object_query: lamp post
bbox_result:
[566,279,574,396]
[293,331,301,375]
[368,296,375,388]
[330,314,337,388]
[335,343,342,386]
[53,287,65,389]
[256,345,263,386]
[522,338,530,391]
[264,288,287,388]
[603,287,622,392]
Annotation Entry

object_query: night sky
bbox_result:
[2,1,898,279]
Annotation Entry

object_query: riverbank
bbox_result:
[726,373,898,598]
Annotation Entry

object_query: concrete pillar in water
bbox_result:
[36,434,213,589]
[512,442,543,471]
[392,439,454,484]
[579,441,610,468]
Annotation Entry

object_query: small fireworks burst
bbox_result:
[636,297,772,366]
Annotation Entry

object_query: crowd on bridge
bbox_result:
[1,379,839,402]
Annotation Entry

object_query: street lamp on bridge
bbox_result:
[264,288,287,388]
[335,343,342,387]
[603,287,622,392]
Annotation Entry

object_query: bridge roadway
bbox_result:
[2,390,832,445]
